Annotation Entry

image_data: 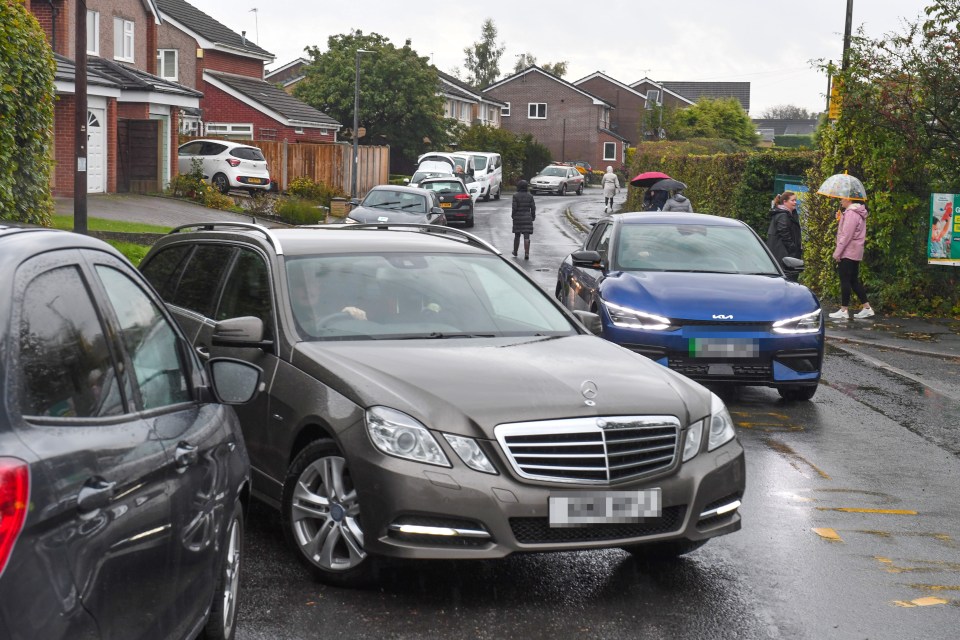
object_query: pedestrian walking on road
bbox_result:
[662,189,693,212]
[830,197,874,320]
[511,179,536,260]
[766,191,802,273]
[601,166,620,211]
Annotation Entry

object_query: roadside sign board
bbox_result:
[828,79,842,120]
[929,193,959,266]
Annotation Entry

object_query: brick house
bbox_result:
[156,0,340,142]
[576,73,695,143]
[27,0,201,196]
[436,70,505,129]
[264,58,310,93]
[483,66,629,172]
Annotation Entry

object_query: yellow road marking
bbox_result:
[893,597,949,607]
[812,528,843,541]
[907,584,960,592]
[817,507,918,515]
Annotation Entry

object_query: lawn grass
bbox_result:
[50,215,172,234]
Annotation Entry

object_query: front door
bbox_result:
[87,108,106,193]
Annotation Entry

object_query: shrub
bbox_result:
[274,196,328,225]
[287,176,346,208]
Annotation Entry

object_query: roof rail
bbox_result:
[167,221,283,255]
[300,222,500,254]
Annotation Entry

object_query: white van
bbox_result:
[463,151,503,201]
[416,152,479,202]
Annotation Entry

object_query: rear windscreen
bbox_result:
[230,148,266,161]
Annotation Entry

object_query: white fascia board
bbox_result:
[55,81,122,99]
[118,90,201,109]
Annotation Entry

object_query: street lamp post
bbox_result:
[351,49,373,200]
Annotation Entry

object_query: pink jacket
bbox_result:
[833,203,868,261]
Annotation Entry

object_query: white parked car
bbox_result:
[463,151,503,201]
[177,139,272,194]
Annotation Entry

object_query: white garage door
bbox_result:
[87,108,105,193]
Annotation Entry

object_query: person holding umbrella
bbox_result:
[818,173,874,320]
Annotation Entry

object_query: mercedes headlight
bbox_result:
[601,300,671,330]
[366,406,450,467]
[772,309,821,334]
[707,393,736,451]
[443,434,497,474]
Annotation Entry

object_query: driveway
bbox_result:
[55,193,263,227]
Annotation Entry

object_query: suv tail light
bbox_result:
[0,458,29,576]
[226,158,241,167]
[454,194,471,200]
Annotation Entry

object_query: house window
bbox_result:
[86,11,99,56]
[205,123,254,140]
[603,142,617,161]
[502,102,510,117]
[528,103,546,119]
[114,18,134,62]
[157,49,177,81]
[294,127,304,134]
[320,128,329,136]
[644,90,660,110]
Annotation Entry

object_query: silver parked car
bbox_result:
[139,222,745,588]
[530,163,585,196]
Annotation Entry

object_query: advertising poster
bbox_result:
[929,194,960,266]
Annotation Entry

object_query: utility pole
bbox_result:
[841,0,854,72]
[74,0,88,234]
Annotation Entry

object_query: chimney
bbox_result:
[241,31,247,45]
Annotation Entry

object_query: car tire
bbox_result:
[620,539,708,561]
[212,173,231,194]
[202,499,243,640]
[493,185,501,200]
[778,384,818,401]
[576,183,583,196]
[465,213,475,228]
[281,440,376,588]
[559,184,567,196]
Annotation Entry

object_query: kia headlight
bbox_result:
[443,434,497,474]
[772,309,821,334]
[601,300,671,330]
[366,406,450,467]
[683,393,736,461]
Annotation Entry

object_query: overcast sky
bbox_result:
[185,0,932,117]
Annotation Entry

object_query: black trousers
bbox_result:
[838,258,868,306]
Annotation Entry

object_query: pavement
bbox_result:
[57,191,960,361]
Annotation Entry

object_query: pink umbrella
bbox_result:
[630,171,671,188]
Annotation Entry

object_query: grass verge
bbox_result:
[50,215,171,266]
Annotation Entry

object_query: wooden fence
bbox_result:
[180,137,390,197]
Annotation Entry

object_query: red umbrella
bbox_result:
[630,171,671,188]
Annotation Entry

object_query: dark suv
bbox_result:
[139,222,745,588]
[0,224,260,640]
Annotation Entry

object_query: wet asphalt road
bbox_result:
[232,189,959,640]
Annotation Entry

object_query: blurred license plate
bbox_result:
[247,178,263,184]
[549,490,661,527]
[440,202,452,208]
[690,337,759,358]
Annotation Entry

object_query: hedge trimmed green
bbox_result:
[0,0,56,224]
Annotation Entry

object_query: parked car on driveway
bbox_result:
[0,223,261,640]
[530,164,584,196]
[346,185,447,226]
[418,176,475,227]
[138,221,745,589]
[177,138,271,195]
[556,211,824,401]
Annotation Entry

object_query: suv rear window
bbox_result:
[420,181,465,194]
[230,147,266,161]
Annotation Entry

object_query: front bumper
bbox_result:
[341,425,745,559]
[605,322,824,386]
[530,183,562,194]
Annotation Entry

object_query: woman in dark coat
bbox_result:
[511,179,536,259]
[766,191,802,273]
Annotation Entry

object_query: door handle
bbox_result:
[175,442,199,468]
[78,478,116,513]
[195,346,210,360]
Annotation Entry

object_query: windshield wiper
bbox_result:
[386,332,497,340]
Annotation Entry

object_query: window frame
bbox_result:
[86,10,100,56]
[113,17,135,62]
[502,102,511,117]
[603,142,617,161]
[157,49,178,81]
[527,103,547,119]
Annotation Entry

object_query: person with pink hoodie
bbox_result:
[829,197,874,319]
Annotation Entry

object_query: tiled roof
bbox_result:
[89,58,202,97]
[205,70,341,128]
[156,0,273,59]
[659,81,750,112]
[436,69,506,106]
[53,54,118,88]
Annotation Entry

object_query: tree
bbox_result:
[512,53,568,78]
[760,104,812,119]
[664,97,758,146]
[463,19,504,88]
[456,125,551,185]
[294,31,452,160]
[0,0,56,225]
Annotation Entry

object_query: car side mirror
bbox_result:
[572,310,602,335]
[207,357,262,404]
[781,256,805,271]
[571,250,605,269]
[431,206,444,215]
[403,178,410,184]
[212,316,270,348]
[349,198,361,206]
